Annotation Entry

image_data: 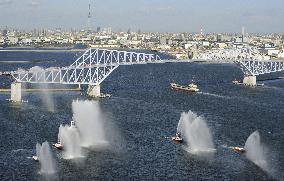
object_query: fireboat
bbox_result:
[171,132,183,143]
[232,147,246,153]
[53,120,77,150]
[32,155,39,161]
[53,137,63,150]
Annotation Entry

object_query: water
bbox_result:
[177,111,215,154]
[0,50,284,180]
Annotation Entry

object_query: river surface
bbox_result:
[0,50,283,180]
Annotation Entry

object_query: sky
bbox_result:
[0,0,283,33]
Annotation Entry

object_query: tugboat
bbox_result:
[232,147,246,153]
[232,80,241,84]
[32,156,39,161]
[170,82,199,92]
[70,120,76,128]
[53,138,63,150]
[53,120,76,150]
[171,132,183,143]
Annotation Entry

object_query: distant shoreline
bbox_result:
[0,47,87,52]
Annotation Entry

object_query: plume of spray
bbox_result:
[244,131,270,173]
[72,100,107,148]
[30,66,55,112]
[37,83,55,112]
[36,143,41,158]
[59,124,84,159]
[36,141,57,175]
[178,111,215,154]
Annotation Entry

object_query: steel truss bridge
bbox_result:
[1,48,284,86]
[1,49,185,86]
[198,48,284,76]
[235,60,284,76]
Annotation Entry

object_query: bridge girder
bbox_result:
[198,48,284,76]
[235,60,284,76]
[9,48,172,85]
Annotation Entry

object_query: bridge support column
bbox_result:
[11,82,22,102]
[87,85,101,97]
[243,75,256,86]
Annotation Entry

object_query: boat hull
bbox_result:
[171,86,199,92]
[233,147,245,153]
[170,83,199,93]
[53,143,63,150]
[171,136,183,144]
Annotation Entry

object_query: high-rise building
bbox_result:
[87,4,92,32]
[97,27,101,33]
[217,34,222,42]
[241,26,245,42]
[107,27,112,34]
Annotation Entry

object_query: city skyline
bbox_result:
[0,0,283,33]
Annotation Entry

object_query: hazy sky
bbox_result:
[0,0,283,33]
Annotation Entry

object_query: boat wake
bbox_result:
[197,92,231,99]
[183,146,216,154]
[0,60,31,63]
[11,149,29,153]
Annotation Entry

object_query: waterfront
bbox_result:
[0,51,284,180]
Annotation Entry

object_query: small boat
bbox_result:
[70,120,76,128]
[233,147,245,153]
[53,142,63,150]
[53,135,63,150]
[232,80,241,84]
[32,156,39,161]
[171,132,183,143]
[170,82,199,92]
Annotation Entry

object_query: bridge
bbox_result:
[2,48,284,102]
[1,48,187,102]
[197,48,284,86]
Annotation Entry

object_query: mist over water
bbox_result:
[36,143,41,159]
[244,131,270,173]
[72,100,107,148]
[178,111,215,154]
[37,83,55,112]
[59,125,83,159]
[30,66,55,112]
[36,141,56,175]
[55,100,122,160]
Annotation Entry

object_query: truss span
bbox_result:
[236,60,284,76]
[197,47,284,76]
[6,49,177,85]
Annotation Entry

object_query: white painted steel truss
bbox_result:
[9,48,173,85]
[235,60,284,76]
[197,48,284,76]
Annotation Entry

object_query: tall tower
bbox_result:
[200,27,203,36]
[87,4,91,32]
[241,26,245,42]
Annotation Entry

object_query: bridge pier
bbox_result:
[11,82,22,102]
[243,75,256,86]
[87,84,101,97]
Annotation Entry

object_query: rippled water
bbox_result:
[0,50,284,180]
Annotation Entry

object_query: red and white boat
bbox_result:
[171,132,183,143]
[233,147,245,153]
